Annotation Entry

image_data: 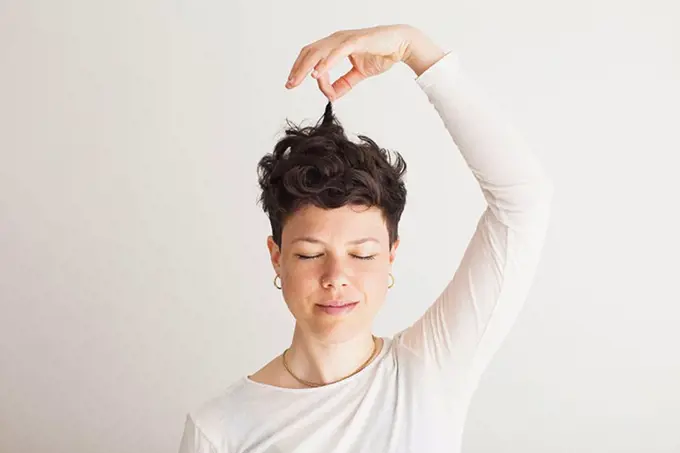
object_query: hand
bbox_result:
[284,24,418,102]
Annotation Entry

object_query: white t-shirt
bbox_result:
[178,50,554,453]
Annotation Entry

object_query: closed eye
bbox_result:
[296,254,376,260]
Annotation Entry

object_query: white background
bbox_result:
[1,1,679,452]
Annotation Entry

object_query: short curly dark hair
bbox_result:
[257,101,407,251]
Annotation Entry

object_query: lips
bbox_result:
[317,300,357,307]
[316,301,359,315]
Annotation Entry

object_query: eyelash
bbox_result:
[296,254,376,261]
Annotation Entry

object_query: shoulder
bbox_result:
[181,379,250,452]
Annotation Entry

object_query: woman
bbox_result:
[179,24,553,453]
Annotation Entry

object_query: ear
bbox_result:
[389,237,400,266]
[267,236,282,274]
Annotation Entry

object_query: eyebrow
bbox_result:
[291,236,380,245]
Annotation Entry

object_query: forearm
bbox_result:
[411,44,553,228]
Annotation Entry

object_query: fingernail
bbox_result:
[311,70,319,78]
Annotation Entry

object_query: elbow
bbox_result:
[540,176,555,204]
[519,176,554,226]
[520,175,554,209]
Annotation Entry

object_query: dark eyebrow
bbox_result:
[291,236,380,245]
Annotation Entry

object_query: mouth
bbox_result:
[318,300,358,307]
[316,300,359,315]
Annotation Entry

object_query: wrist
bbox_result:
[401,27,447,77]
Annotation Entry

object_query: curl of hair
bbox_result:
[257,101,407,250]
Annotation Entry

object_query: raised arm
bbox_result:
[396,30,554,383]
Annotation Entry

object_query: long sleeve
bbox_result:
[395,51,554,383]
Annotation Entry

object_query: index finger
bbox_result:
[312,40,359,79]
[316,71,337,101]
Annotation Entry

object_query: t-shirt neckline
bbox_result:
[243,336,392,393]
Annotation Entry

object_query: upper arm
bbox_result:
[395,192,552,382]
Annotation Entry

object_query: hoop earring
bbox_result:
[388,272,395,289]
[274,275,282,290]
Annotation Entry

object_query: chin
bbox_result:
[305,313,375,342]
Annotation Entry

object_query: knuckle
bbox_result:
[305,45,322,57]
[343,37,360,49]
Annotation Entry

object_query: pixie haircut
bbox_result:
[257,101,407,251]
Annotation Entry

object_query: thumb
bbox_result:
[331,67,366,100]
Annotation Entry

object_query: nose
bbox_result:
[321,258,350,289]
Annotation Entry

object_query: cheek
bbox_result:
[281,259,316,281]
[279,263,317,303]
[360,269,389,294]
[352,262,390,295]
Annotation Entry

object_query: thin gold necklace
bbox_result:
[282,335,380,388]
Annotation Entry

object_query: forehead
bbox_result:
[282,204,387,243]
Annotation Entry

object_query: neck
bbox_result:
[285,326,380,386]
